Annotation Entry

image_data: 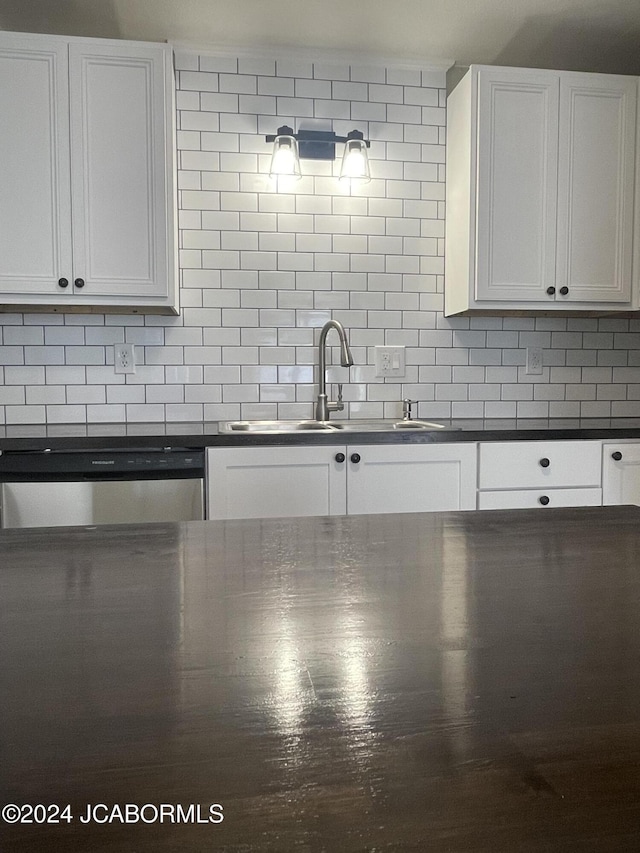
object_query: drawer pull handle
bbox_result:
[335,453,345,463]
[58,277,69,288]
[75,278,85,288]
[539,495,550,506]
[350,453,361,464]
[546,286,556,295]
[559,286,569,296]
[539,457,550,468]
[611,451,623,461]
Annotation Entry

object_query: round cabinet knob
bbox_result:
[539,457,550,468]
[559,286,569,296]
[539,495,550,506]
[335,453,345,463]
[74,278,85,289]
[58,278,69,288]
[546,286,556,295]
[612,451,623,461]
[350,453,361,464]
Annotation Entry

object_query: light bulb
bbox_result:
[269,132,301,180]
[340,133,370,182]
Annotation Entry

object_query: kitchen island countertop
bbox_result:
[3,505,640,850]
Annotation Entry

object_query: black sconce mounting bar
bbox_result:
[265,126,371,161]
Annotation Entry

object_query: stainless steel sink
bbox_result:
[220,420,335,432]
[219,419,454,433]
[328,419,450,431]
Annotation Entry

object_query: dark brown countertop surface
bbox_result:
[3,505,640,850]
[2,417,640,451]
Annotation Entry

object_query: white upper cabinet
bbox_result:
[445,65,638,315]
[556,73,637,303]
[0,36,72,296]
[0,32,177,314]
[475,68,560,304]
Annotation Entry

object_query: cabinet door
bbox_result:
[556,74,636,303]
[69,42,174,301]
[207,446,347,520]
[602,443,640,505]
[475,68,559,303]
[0,35,72,295]
[346,443,477,515]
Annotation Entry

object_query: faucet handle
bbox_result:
[402,398,415,420]
[336,383,343,402]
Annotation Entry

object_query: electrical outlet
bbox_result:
[375,345,406,378]
[526,346,543,375]
[114,343,136,374]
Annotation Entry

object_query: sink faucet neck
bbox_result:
[315,320,353,421]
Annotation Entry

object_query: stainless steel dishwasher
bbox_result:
[0,447,205,528]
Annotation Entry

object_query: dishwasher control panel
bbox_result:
[0,448,205,481]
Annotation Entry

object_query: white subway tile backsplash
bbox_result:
[333,81,369,101]
[181,111,220,131]
[107,385,145,404]
[47,405,86,423]
[240,290,277,308]
[176,91,200,111]
[219,73,257,94]
[404,86,440,107]
[179,71,219,92]
[66,386,106,405]
[3,327,45,345]
[6,404,44,423]
[5,366,45,385]
[147,385,185,404]
[125,404,166,422]
[200,92,239,112]
[0,52,637,426]
[45,366,85,384]
[517,401,549,418]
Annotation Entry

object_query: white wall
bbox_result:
[0,48,639,425]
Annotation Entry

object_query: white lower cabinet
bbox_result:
[206,443,478,520]
[345,443,477,515]
[477,439,603,509]
[207,446,346,520]
[603,442,640,505]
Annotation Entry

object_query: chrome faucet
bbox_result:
[315,320,354,421]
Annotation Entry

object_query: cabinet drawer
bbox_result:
[478,487,602,510]
[478,440,601,489]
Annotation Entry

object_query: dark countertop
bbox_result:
[4,505,640,850]
[2,417,640,451]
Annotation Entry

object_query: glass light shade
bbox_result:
[269,133,301,179]
[339,136,370,182]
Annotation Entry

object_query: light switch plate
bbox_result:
[375,345,406,378]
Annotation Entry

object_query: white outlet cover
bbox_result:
[375,345,405,378]
[526,347,543,375]
[114,343,136,374]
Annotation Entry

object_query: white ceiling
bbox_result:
[3,0,640,74]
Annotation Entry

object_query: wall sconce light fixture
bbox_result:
[266,125,371,182]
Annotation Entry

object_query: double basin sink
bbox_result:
[220,419,454,433]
